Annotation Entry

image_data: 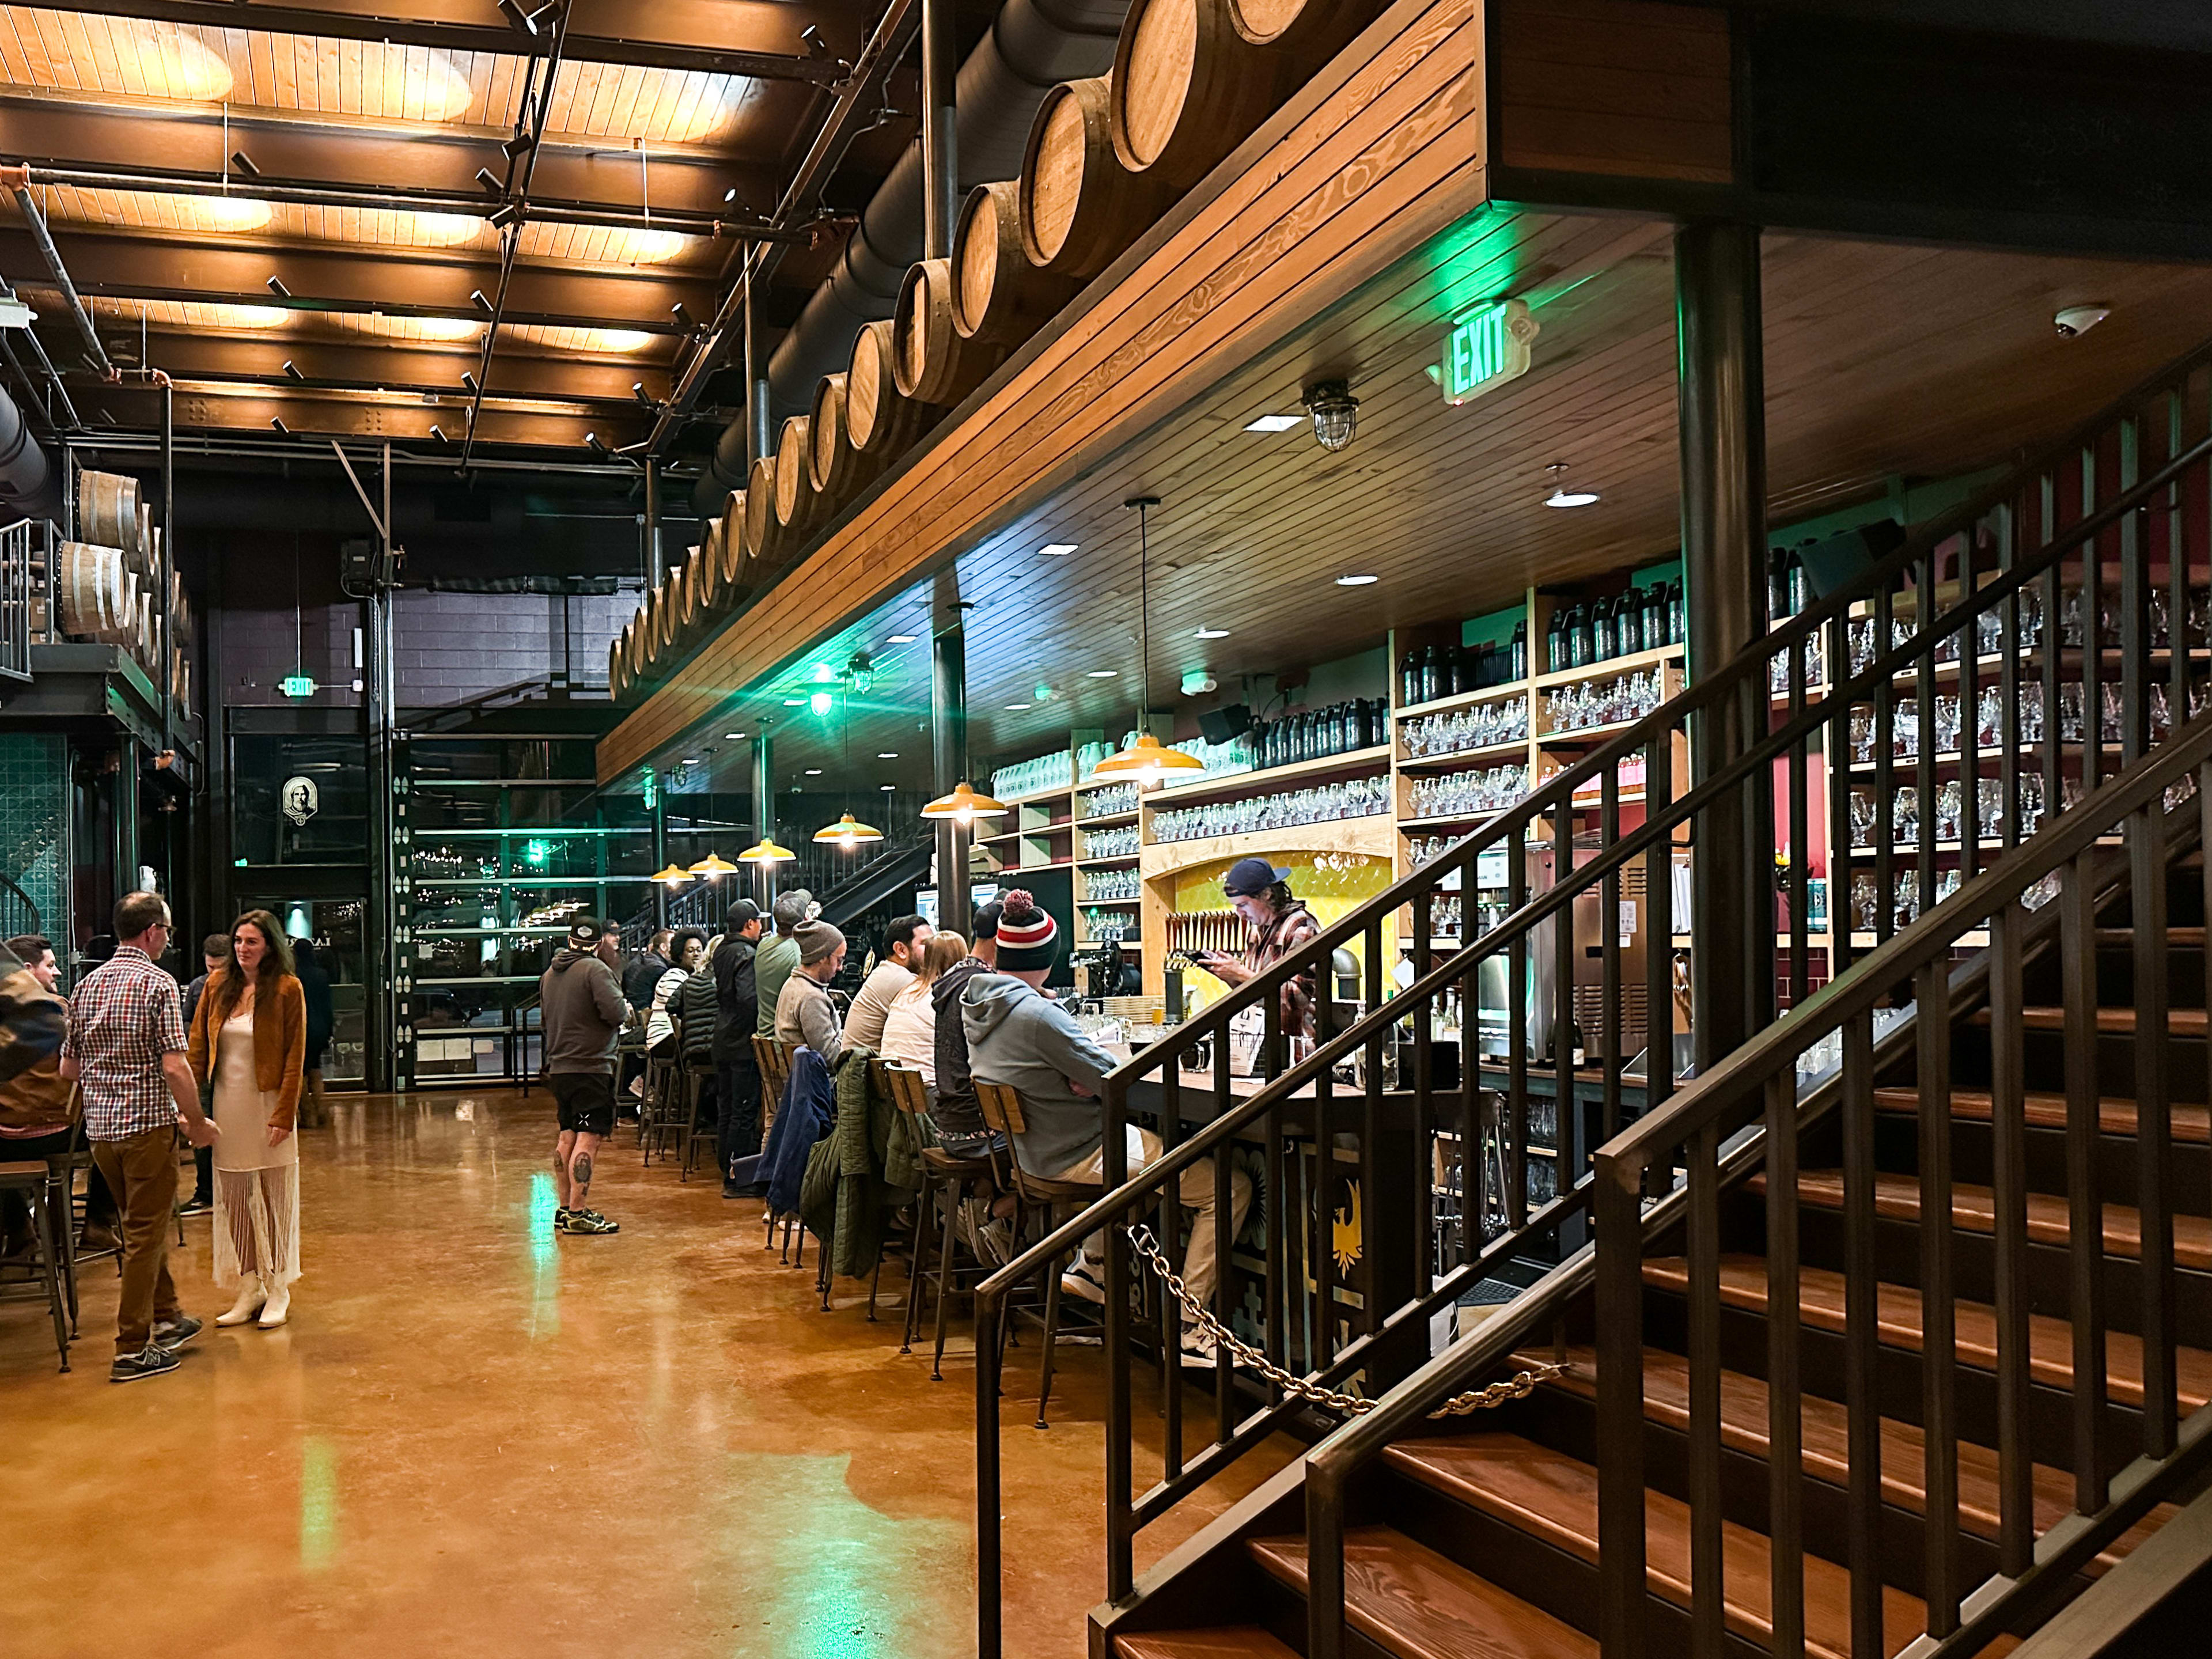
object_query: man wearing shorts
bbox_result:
[539,917,628,1236]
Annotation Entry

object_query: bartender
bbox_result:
[1192,857,1322,1039]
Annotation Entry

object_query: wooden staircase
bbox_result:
[1100,853,2211,1658]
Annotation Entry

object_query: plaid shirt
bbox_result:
[63,946,188,1142]
[1240,903,1321,1039]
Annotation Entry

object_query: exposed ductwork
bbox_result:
[0,386,53,510]
[694,0,1129,512]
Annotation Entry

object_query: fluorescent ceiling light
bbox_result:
[1004,702,1034,711]
[724,731,746,739]
[1194,627,1229,639]
[803,768,822,776]
[1335,573,1379,587]
[880,783,897,791]
[783,697,806,706]
[885,634,915,643]
[1037,543,1078,556]
[877,751,898,759]
[1087,668,1118,678]
[1244,414,1304,433]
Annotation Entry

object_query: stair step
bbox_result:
[1755,1171,2212,1271]
[1381,1431,1924,1659]
[1522,1345,2167,1574]
[1245,1525,1594,1659]
[1871,1088,2212,1145]
[1642,1256,2212,1411]
[1115,1630,1301,1659]
[1979,1007,2211,1035]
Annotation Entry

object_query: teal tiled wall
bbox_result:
[0,733,67,933]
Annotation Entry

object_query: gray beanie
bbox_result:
[772,888,815,932]
[795,920,845,965]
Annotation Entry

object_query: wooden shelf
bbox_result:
[1396,682,1529,721]
[1139,814,1396,878]
[1074,809,1139,828]
[1078,895,1141,906]
[1395,737,1531,770]
[1532,642,1683,690]
[1536,715,1658,745]
[1074,852,1142,868]
[993,777,1074,806]
[1845,745,2066,772]
[1144,744,1392,805]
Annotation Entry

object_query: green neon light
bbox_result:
[809,690,834,716]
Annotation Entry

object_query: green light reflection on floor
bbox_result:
[528,1169,559,1339]
[300,1438,339,1571]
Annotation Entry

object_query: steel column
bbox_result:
[920,0,959,260]
[651,778,669,929]
[931,623,969,935]
[361,442,396,1093]
[1675,220,1770,1066]
[752,730,777,912]
[743,264,771,469]
[158,380,173,760]
[643,454,662,585]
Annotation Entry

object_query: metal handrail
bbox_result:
[972,331,2212,1656]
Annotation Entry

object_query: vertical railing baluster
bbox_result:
[1876,585,1897,943]
[2061,850,2109,1513]
[2122,417,2146,764]
[1918,543,1940,916]
[2164,389,2188,744]
[1603,771,1623,1139]
[1161,1058,1184,1467]
[2085,446,2106,790]
[1510,836,1529,1226]
[2043,481,2064,836]
[1648,731,1676,1111]
[1765,1071,1806,1659]
[1828,607,1856,979]
[1594,1148,1648,1659]
[1990,904,2035,1575]
[1553,796,1575,1197]
[1788,633,1810,1012]
[1687,1119,1724,1659]
[1104,1067,1133,1600]
[1840,1010,1884,1659]
[1964,516,1984,878]
[2132,801,2177,1457]
[2000,510,2020,857]
[1915,956,1960,1635]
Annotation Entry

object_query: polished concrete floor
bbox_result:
[0,1090,1293,1658]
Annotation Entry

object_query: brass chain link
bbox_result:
[1125,1225,1570,1418]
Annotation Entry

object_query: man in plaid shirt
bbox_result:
[61,892,219,1382]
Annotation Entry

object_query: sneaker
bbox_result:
[560,1210,619,1235]
[1060,1255,1107,1304]
[551,1206,572,1230]
[179,1194,213,1217]
[722,1179,743,1199]
[111,1344,181,1383]
[151,1315,203,1351]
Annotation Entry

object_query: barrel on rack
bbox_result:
[844,319,936,463]
[1111,0,1285,190]
[744,456,779,570]
[647,580,671,655]
[894,257,1004,407]
[623,610,650,682]
[718,491,749,594]
[78,471,141,560]
[955,181,1075,347]
[772,416,815,534]
[133,505,155,578]
[171,646,190,707]
[698,520,725,612]
[1020,77,1171,279]
[133,590,154,665]
[609,631,629,702]
[676,547,703,636]
[808,373,873,503]
[55,540,130,641]
[1229,0,1379,61]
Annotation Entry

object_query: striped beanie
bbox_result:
[994,889,1058,971]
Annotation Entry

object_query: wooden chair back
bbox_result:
[879,1061,929,1118]
[973,1078,1026,1136]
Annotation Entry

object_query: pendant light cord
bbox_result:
[1137,500,1151,734]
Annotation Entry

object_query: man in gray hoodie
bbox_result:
[539,917,630,1236]
[962,895,1250,1362]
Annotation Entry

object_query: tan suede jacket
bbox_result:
[188,969,307,1131]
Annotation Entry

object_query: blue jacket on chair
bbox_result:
[762,1046,836,1216]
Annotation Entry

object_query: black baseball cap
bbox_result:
[724,899,761,931]
[567,917,614,946]
[1223,858,1289,897]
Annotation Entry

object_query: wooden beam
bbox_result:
[598,0,1489,781]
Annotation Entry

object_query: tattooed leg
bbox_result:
[569,1133,601,1207]
[554,1130,578,1209]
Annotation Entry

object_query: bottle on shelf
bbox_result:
[1643,585,1666,653]
[1547,609,1565,673]
[1769,549,1790,622]
[1618,588,1643,656]
[1593,595,1617,663]
[1577,603,1597,668]
[1787,546,1809,614]
[1510,620,1527,681]
[1400,649,1422,707]
[1668,579,1685,645]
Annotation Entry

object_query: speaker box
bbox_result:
[1198,703,1253,745]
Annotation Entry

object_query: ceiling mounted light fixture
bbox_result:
[1243,413,1303,433]
[475,168,505,195]
[282,360,304,382]
[814,812,884,849]
[687,852,738,879]
[1038,542,1077,557]
[1087,668,1119,677]
[725,730,747,740]
[584,432,610,457]
[737,838,797,865]
[885,633,915,644]
[265,275,291,300]
[270,417,290,435]
[1301,378,1359,452]
[1335,573,1378,587]
[846,652,875,695]
[469,290,495,315]
[1091,495,1203,784]
[653,862,690,887]
[921,782,1008,826]
[876,751,898,759]
[461,370,480,396]
[808,690,834,716]
[1194,626,1229,639]
[230,151,261,179]
[1542,461,1600,509]
[802,768,823,777]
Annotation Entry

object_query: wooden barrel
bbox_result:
[808,373,882,503]
[743,456,779,569]
[79,471,140,557]
[623,609,650,680]
[718,493,748,592]
[1112,0,1286,189]
[954,180,1075,346]
[649,579,672,653]
[1229,0,1377,60]
[699,518,725,610]
[676,549,702,635]
[845,319,934,461]
[171,646,189,706]
[132,590,153,661]
[56,540,130,639]
[772,415,814,532]
[609,632,627,702]
[894,257,1004,407]
[1021,77,1169,279]
[132,503,155,577]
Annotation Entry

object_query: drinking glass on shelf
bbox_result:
[1894,699,1919,760]
[1895,874,1921,929]
[1933,694,1960,755]
[1850,788,1876,848]
[1935,779,1963,842]
[1849,705,1874,764]
[1851,870,1879,931]
[2017,771,2045,835]
[1978,777,2005,837]
[1894,788,1919,846]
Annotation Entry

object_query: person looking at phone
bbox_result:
[1192,858,1321,1040]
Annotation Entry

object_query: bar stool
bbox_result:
[643,1014,692,1166]
[639,1039,676,1152]
[749,1035,805,1266]
[0,1159,71,1371]
[975,1080,1105,1429]
[677,1039,719,1182]
[887,1070,998,1372]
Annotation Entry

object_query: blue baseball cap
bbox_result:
[1223,858,1289,897]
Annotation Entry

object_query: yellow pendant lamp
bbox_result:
[687,851,738,878]
[737,837,797,864]
[920,781,1007,827]
[1099,494,1199,783]
[814,812,885,849]
[652,862,690,887]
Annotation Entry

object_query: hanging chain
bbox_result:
[1124,1225,1570,1419]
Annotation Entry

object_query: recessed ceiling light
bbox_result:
[1087,668,1119,678]
[1194,626,1229,639]
[783,696,806,706]
[804,768,822,776]
[1244,414,1303,433]
[880,783,897,791]
[885,633,916,643]
[1005,702,1035,711]
[1038,543,1078,557]
[724,730,746,739]
[877,751,898,759]
[1543,461,1600,508]
[1336,574,1379,586]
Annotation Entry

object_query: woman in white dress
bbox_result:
[188,910,308,1329]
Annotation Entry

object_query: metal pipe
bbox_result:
[921,0,960,260]
[1675,219,1769,1069]
[743,262,771,469]
[752,731,777,914]
[159,377,172,756]
[642,454,661,584]
[931,622,969,937]
[1,169,113,377]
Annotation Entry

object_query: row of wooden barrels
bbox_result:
[52,536,191,690]
[613,0,1375,702]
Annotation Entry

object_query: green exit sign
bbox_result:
[279,675,318,698]
[1434,297,1536,406]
